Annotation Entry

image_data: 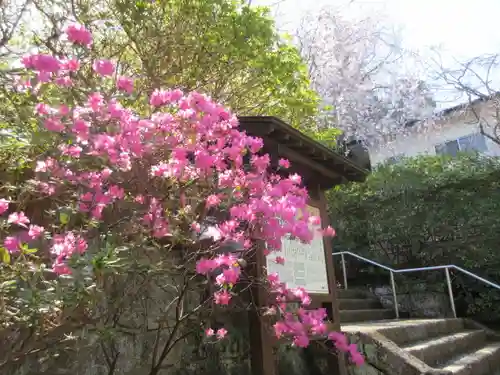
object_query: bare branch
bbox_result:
[430,49,500,144]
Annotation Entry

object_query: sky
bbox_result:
[252,0,500,59]
[252,0,500,108]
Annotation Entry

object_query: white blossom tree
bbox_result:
[430,52,500,145]
[296,6,436,146]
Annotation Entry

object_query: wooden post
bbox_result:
[238,116,368,375]
[318,186,348,375]
[248,240,276,375]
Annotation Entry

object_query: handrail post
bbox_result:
[390,271,399,319]
[341,253,348,289]
[445,267,457,318]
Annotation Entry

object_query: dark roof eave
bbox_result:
[238,116,369,184]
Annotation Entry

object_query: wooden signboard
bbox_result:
[266,205,329,295]
[238,116,368,375]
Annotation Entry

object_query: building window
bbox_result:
[435,133,488,157]
[458,133,488,152]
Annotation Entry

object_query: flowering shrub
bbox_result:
[0,24,363,371]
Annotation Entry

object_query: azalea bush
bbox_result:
[0,24,362,373]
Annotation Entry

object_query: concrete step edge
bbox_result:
[403,330,486,367]
[378,318,465,346]
[340,308,394,313]
[339,308,395,323]
[437,341,500,375]
[337,289,370,298]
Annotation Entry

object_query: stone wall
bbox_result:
[277,342,349,375]
[371,285,452,318]
[13,321,356,375]
[7,256,351,375]
[12,311,252,375]
[8,254,253,375]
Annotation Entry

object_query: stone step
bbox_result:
[339,298,382,310]
[339,308,394,323]
[402,330,486,367]
[337,289,368,299]
[437,342,500,375]
[377,318,465,346]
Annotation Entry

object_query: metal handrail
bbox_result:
[333,251,500,319]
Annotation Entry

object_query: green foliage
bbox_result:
[98,0,320,128]
[302,127,342,149]
[0,75,39,141]
[329,153,500,322]
[0,0,323,149]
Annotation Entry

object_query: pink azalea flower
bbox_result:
[205,194,221,208]
[191,222,201,233]
[93,60,115,76]
[117,76,134,93]
[321,226,336,237]
[222,267,240,284]
[52,261,72,275]
[44,117,65,132]
[293,335,309,348]
[348,344,365,366]
[63,59,80,72]
[4,236,20,253]
[216,328,228,339]
[196,258,217,274]
[214,290,231,305]
[149,89,166,107]
[35,103,51,115]
[28,225,45,239]
[8,212,30,227]
[351,351,365,366]
[275,256,285,265]
[55,76,73,87]
[289,173,302,185]
[37,71,52,82]
[0,199,9,214]
[23,54,61,73]
[278,158,290,169]
[205,328,215,337]
[309,216,321,226]
[65,23,92,47]
[59,105,70,116]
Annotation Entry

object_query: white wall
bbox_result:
[369,102,500,165]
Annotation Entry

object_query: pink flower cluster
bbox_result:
[65,23,93,47]
[265,272,364,364]
[0,24,364,366]
[50,232,88,274]
[2,207,45,253]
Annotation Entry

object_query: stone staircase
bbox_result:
[339,288,395,323]
[338,289,500,375]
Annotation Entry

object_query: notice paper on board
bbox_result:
[266,205,329,294]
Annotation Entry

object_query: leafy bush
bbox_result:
[329,153,500,322]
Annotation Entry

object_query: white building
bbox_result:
[368,96,500,165]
